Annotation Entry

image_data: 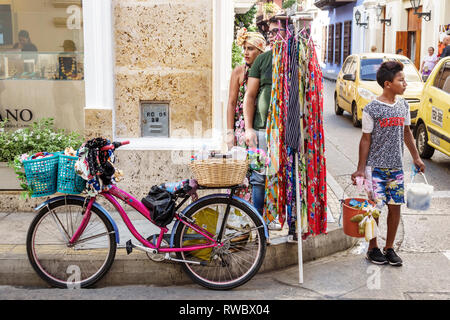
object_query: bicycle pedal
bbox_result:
[126,240,134,255]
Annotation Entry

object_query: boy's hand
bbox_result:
[351,169,365,185]
[414,158,426,173]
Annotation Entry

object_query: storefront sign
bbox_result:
[0,80,84,132]
[0,108,34,123]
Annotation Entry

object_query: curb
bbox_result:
[0,172,356,288]
[0,223,356,287]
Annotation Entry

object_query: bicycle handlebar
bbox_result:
[101,140,130,151]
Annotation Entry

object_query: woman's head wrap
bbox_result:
[236,28,266,52]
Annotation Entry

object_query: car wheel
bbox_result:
[352,103,361,127]
[334,93,344,115]
[416,123,435,159]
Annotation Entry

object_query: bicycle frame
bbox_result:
[69,185,221,253]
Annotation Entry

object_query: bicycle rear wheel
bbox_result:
[26,198,117,288]
[174,197,266,290]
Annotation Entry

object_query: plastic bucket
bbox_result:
[57,154,86,194]
[23,152,60,198]
[406,172,433,211]
[342,198,376,238]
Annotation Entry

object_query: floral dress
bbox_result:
[233,65,252,202]
[234,65,249,148]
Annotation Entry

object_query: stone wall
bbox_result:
[113,0,213,139]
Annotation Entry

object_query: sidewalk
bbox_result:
[0,171,356,287]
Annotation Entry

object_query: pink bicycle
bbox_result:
[26,141,268,290]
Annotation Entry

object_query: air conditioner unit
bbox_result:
[52,0,82,8]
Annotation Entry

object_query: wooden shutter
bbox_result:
[396,31,408,56]
[335,23,342,65]
[343,21,351,63]
[322,26,327,63]
[328,24,334,64]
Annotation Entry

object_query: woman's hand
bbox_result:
[226,129,234,150]
[245,129,258,148]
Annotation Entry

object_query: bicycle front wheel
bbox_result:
[26,198,117,288]
[174,197,266,290]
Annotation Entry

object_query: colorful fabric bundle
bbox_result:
[262,27,327,238]
[264,40,287,226]
[301,35,327,237]
[75,137,117,196]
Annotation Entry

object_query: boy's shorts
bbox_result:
[366,167,405,207]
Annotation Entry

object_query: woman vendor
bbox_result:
[226,28,266,150]
[226,28,266,202]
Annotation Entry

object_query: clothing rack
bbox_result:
[265,18,327,284]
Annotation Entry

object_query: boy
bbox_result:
[351,61,426,266]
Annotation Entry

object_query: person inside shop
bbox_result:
[370,45,377,53]
[396,48,403,55]
[13,30,37,52]
[440,35,450,59]
[420,47,438,81]
[351,61,425,267]
[243,15,292,230]
[226,28,266,202]
[58,40,78,80]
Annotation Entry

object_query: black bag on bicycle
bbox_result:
[142,185,176,227]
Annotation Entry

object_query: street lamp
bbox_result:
[376,5,391,26]
[409,0,431,21]
[355,9,368,29]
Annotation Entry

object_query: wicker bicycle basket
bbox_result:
[189,158,249,187]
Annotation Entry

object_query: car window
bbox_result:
[433,61,450,94]
[397,58,422,83]
[342,57,353,74]
[348,59,357,76]
[360,59,383,81]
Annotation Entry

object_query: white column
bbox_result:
[352,5,366,54]
[82,0,114,111]
[213,0,234,151]
[363,0,379,52]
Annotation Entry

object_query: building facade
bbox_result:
[315,0,365,80]
[353,0,450,70]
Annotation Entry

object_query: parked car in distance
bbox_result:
[414,57,450,158]
[334,53,423,127]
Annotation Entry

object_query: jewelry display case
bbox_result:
[0,52,84,80]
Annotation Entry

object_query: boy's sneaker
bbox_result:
[366,248,388,265]
[383,248,403,266]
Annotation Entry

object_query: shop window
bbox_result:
[0,0,84,132]
[0,0,83,81]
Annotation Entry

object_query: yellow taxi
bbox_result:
[334,53,423,127]
[414,56,450,158]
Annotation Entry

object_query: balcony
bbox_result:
[314,0,356,10]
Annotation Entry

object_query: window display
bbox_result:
[0,51,83,80]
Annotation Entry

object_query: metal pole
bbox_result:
[295,152,303,284]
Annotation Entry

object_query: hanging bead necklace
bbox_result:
[59,57,76,78]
